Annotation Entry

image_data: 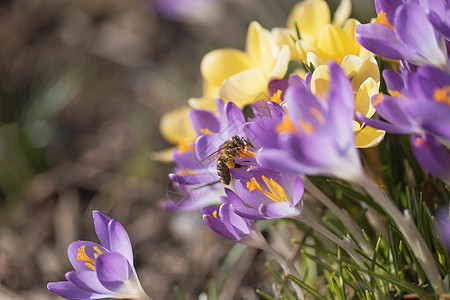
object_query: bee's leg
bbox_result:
[234,163,248,169]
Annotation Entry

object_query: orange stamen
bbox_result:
[247,176,289,203]
[212,210,219,218]
[276,116,298,134]
[433,86,450,105]
[176,169,200,176]
[374,11,394,30]
[415,136,424,146]
[77,245,96,271]
[389,90,406,98]
[270,89,283,104]
[299,121,314,134]
[372,92,384,106]
[200,128,214,134]
[178,139,195,154]
[238,145,256,159]
[309,107,325,124]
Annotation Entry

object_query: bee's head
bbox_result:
[232,136,241,143]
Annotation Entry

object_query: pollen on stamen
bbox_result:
[374,11,394,30]
[77,245,96,271]
[270,89,283,104]
[299,121,314,134]
[433,86,450,105]
[276,116,298,134]
[372,92,384,106]
[415,136,425,146]
[200,128,214,134]
[309,107,325,124]
[178,139,195,154]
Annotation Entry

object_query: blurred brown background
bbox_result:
[0,0,374,299]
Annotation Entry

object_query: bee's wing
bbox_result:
[199,146,225,167]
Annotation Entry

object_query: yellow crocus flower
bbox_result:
[189,21,290,109]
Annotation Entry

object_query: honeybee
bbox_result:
[200,135,251,185]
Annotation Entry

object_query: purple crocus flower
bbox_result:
[357,65,450,183]
[230,170,304,220]
[202,198,271,250]
[161,99,230,211]
[256,62,364,182]
[47,211,150,300]
[358,66,450,141]
[411,134,450,185]
[355,0,448,68]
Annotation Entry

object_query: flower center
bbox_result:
[247,176,289,203]
[374,11,394,30]
[433,86,450,105]
[77,245,104,271]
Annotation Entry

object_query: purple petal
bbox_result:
[225,101,245,136]
[411,134,450,184]
[47,281,108,300]
[356,24,406,60]
[292,175,304,207]
[395,4,446,66]
[356,112,413,134]
[374,0,403,24]
[383,69,405,93]
[268,79,288,99]
[202,206,238,241]
[259,202,299,219]
[66,271,111,295]
[190,109,221,135]
[195,133,223,163]
[108,220,133,264]
[96,252,132,292]
[428,9,450,39]
[257,148,319,175]
[92,211,112,250]
[68,241,107,272]
[173,149,202,170]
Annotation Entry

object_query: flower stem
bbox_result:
[303,177,373,256]
[357,173,441,292]
[293,214,367,269]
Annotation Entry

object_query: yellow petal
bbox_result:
[307,52,326,69]
[269,45,291,79]
[355,77,378,117]
[151,147,177,163]
[201,49,252,86]
[246,21,279,76]
[203,80,220,98]
[310,65,330,98]
[188,96,218,110]
[296,40,324,63]
[332,0,352,27]
[271,27,299,60]
[317,24,358,62]
[343,18,362,57]
[287,0,331,42]
[159,106,197,144]
[352,56,380,89]
[219,68,267,105]
[355,125,385,148]
[352,120,361,131]
[340,54,364,79]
